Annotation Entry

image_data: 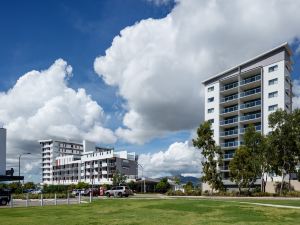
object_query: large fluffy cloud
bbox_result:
[0,59,116,181]
[138,141,201,177]
[293,79,300,109]
[94,0,300,144]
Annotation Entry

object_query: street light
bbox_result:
[138,163,146,193]
[18,152,31,184]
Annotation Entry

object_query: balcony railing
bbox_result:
[220,129,238,137]
[240,99,261,109]
[240,87,261,98]
[220,117,238,125]
[221,93,239,103]
[240,125,262,134]
[220,82,239,91]
[224,153,234,159]
[220,141,239,148]
[221,105,238,114]
[240,112,261,121]
[219,166,229,170]
[240,74,261,85]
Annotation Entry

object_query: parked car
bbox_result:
[105,186,133,197]
[31,189,42,194]
[0,189,11,206]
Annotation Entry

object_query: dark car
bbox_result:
[0,189,11,206]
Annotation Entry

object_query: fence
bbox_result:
[6,192,94,208]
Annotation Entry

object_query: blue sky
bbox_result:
[0,0,190,155]
[1,0,300,181]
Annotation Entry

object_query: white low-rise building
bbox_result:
[39,139,138,185]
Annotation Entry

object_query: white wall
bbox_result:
[0,128,6,175]
[262,60,286,135]
[204,82,220,144]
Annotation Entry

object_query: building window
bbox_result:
[208,97,214,103]
[268,78,278,85]
[286,104,289,109]
[268,65,278,72]
[268,91,278,98]
[269,104,278,112]
[208,108,214,114]
[208,86,214,92]
[208,119,214,124]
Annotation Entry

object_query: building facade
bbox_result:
[202,43,293,189]
[39,139,138,185]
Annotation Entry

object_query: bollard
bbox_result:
[10,195,13,208]
[54,193,57,206]
[26,193,29,207]
[40,194,43,206]
[78,192,81,204]
[89,191,92,203]
[67,192,70,205]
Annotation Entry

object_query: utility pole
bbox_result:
[138,163,146,193]
[18,152,31,184]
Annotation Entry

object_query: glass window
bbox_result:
[208,86,214,92]
[268,104,278,111]
[268,78,278,85]
[208,119,214,124]
[208,97,214,103]
[268,91,278,98]
[268,65,278,72]
[208,108,214,113]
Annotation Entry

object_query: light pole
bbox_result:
[18,153,31,184]
[138,163,146,193]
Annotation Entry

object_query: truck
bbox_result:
[0,189,11,206]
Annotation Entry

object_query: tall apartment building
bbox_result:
[202,43,293,189]
[39,139,138,185]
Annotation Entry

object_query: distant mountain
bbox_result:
[179,176,201,186]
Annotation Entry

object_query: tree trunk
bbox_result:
[280,169,285,195]
[261,168,265,192]
[288,173,291,192]
[264,175,268,193]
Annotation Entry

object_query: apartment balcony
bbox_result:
[240,74,261,88]
[102,171,108,175]
[240,87,261,101]
[220,93,239,106]
[220,82,239,95]
[240,112,261,123]
[102,162,108,167]
[240,99,261,113]
[220,117,238,128]
[108,163,116,167]
[219,165,229,171]
[223,153,234,160]
[240,125,262,134]
[220,141,239,149]
[221,105,238,116]
[219,129,238,138]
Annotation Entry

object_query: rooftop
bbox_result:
[202,42,292,85]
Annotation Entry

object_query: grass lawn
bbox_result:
[0,198,300,225]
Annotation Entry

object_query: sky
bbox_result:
[1,0,300,182]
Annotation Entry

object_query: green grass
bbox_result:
[0,198,300,225]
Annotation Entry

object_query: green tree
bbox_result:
[23,182,36,190]
[268,109,298,195]
[112,170,127,186]
[76,182,90,190]
[229,146,258,194]
[193,121,224,192]
[243,124,269,192]
[184,181,194,192]
[155,178,171,193]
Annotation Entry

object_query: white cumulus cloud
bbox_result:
[138,141,202,178]
[0,59,116,181]
[94,0,300,144]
